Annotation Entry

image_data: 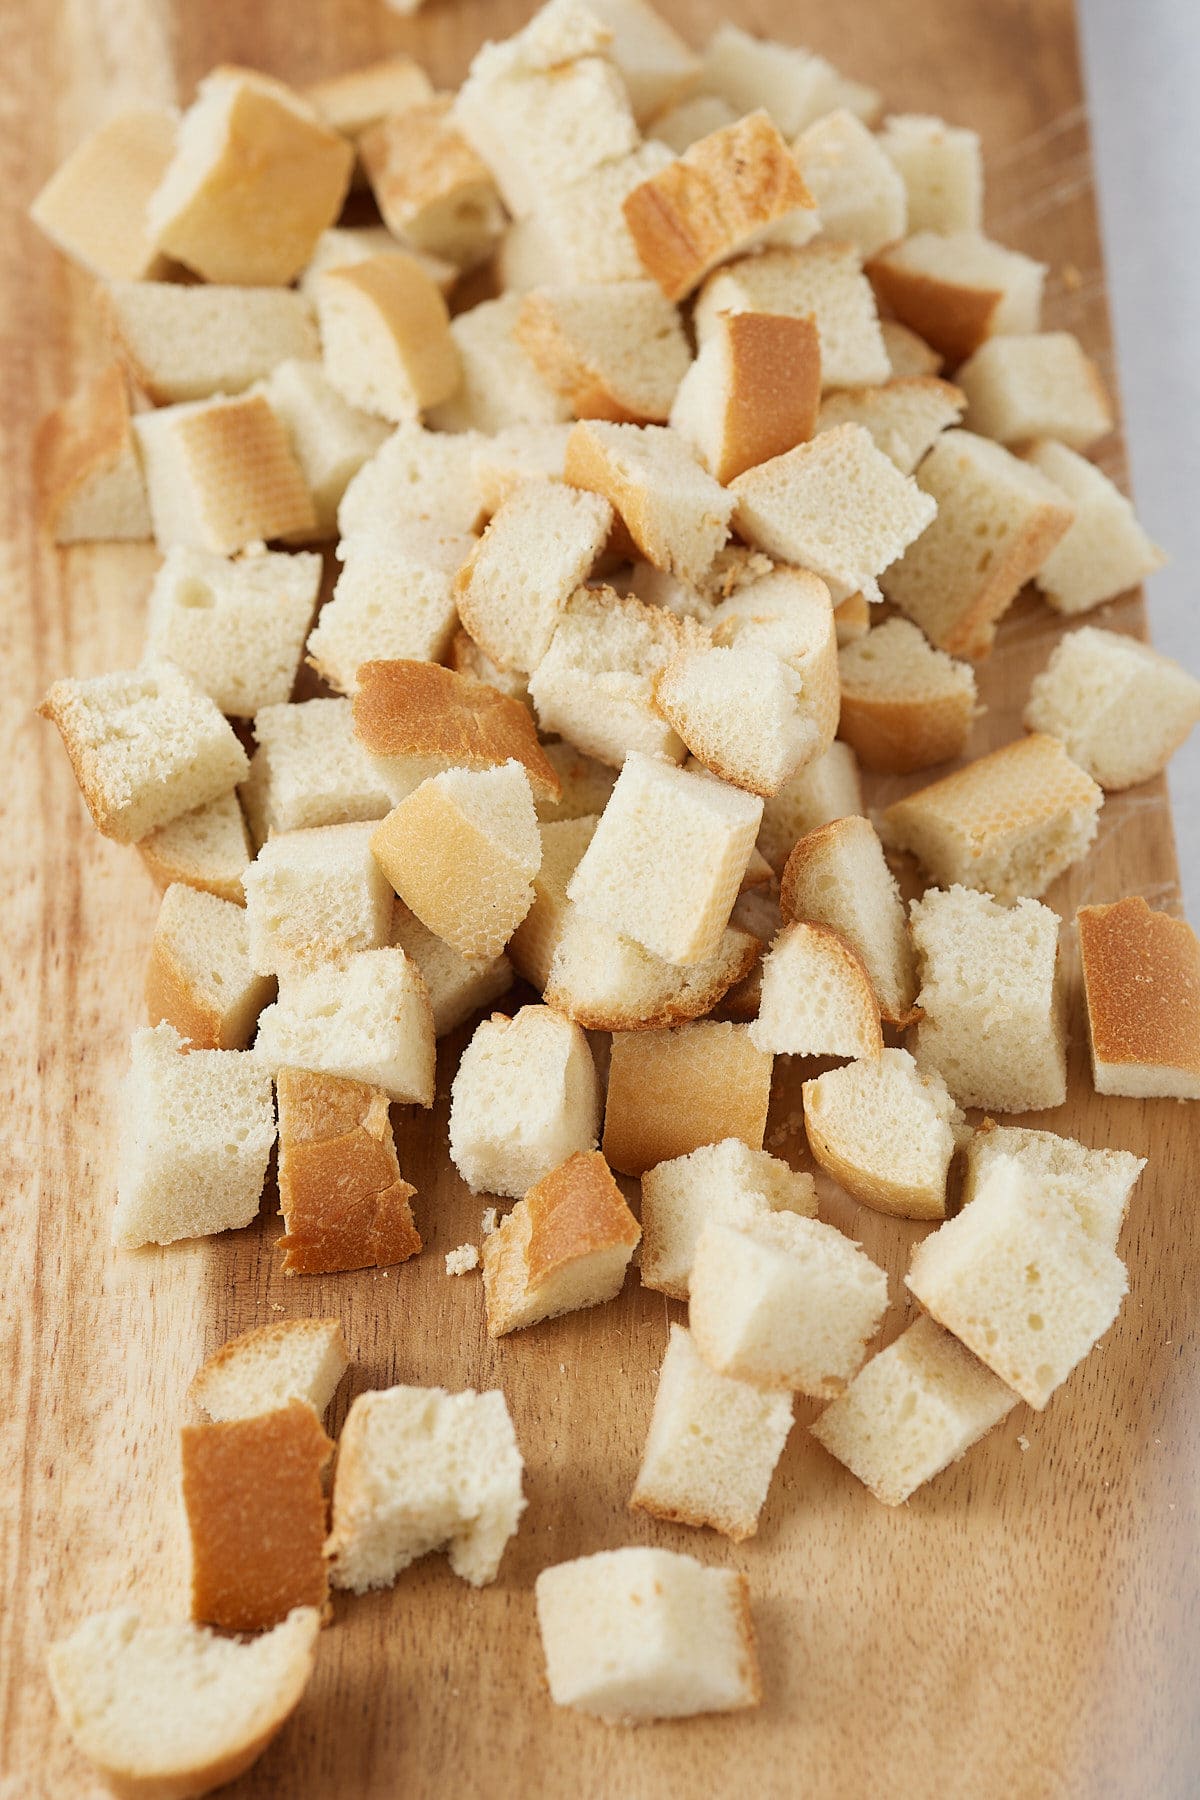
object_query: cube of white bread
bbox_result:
[1077,895,1200,1100]
[908,885,1067,1113]
[46,1607,320,1800]
[962,1123,1145,1250]
[102,282,319,406]
[690,1207,889,1395]
[668,310,822,486]
[34,363,151,544]
[498,142,674,290]
[880,733,1102,901]
[391,900,513,1038]
[241,698,391,843]
[803,1048,965,1222]
[455,481,613,674]
[631,1323,794,1540]
[587,0,701,123]
[114,1022,276,1248]
[482,1149,640,1334]
[565,420,734,583]
[694,242,890,391]
[622,111,815,302]
[867,232,1046,364]
[189,1317,350,1421]
[810,1313,1016,1505]
[515,282,692,425]
[654,633,823,799]
[956,332,1113,452]
[781,816,918,1025]
[308,524,473,690]
[242,822,393,976]
[253,947,435,1104]
[134,392,317,553]
[428,296,573,433]
[837,616,977,774]
[146,66,354,284]
[750,920,883,1059]
[339,420,486,539]
[1023,440,1165,614]
[146,884,275,1051]
[449,631,532,705]
[623,543,775,623]
[449,1004,600,1197]
[327,1385,525,1590]
[907,1154,1128,1409]
[602,1020,773,1176]
[303,53,433,138]
[794,110,907,259]
[815,376,965,475]
[312,254,460,423]
[359,98,505,268]
[713,569,841,747]
[880,431,1075,658]
[264,359,390,538]
[139,789,253,905]
[471,423,575,514]
[877,114,984,233]
[881,318,945,378]
[371,761,542,961]
[649,93,737,154]
[300,224,459,301]
[535,1547,760,1723]
[38,661,249,845]
[536,741,618,823]
[700,23,848,136]
[640,1137,817,1299]
[567,752,762,965]
[757,740,865,873]
[1024,626,1200,792]
[32,103,174,279]
[730,424,936,604]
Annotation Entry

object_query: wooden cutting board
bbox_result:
[3,1,1197,1794]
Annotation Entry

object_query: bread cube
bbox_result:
[881,318,944,378]
[650,94,737,154]
[1024,441,1165,615]
[536,741,618,823]
[34,363,151,544]
[640,1137,817,1299]
[188,1317,350,1422]
[587,0,701,122]
[566,420,734,583]
[303,53,433,138]
[690,1209,889,1395]
[134,392,317,554]
[694,243,890,391]
[30,105,176,281]
[815,376,964,476]
[38,661,249,845]
[757,740,864,873]
[1024,626,1200,791]
[102,281,318,407]
[241,698,391,843]
[390,901,513,1038]
[498,142,674,289]
[669,311,821,486]
[908,886,1067,1113]
[308,524,473,691]
[482,1150,640,1334]
[429,296,573,433]
[338,419,486,538]
[867,232,1046,363]
[146,67,354,284]
[1078,896,1200,1100]
[139,790,253,905]
[962,1124,1144,1250]
[750,921,883,1060]
[781,816,916,1024]
[114,1023,276,1248]
[471,423,575,515]
[145,546,319,717]
[313,254,460,423]
[794,109,906,259]
[243,822,393,975]
[699,23,845,136]
[654,633,823,799]
[146,884,275,1051]
[301,223,458,300]
[359,98,504,267]
[877,114,983,233]
[957,331,1112,452]
[264,358,390,538]
[515,282,692,424]
[803,1048,964,1221]
[449,1005,600,1196]
[253,947,435,1105]
[602,1020,772,1176]
[535,1547,760,1723]
[327,1384,525,1589]
[837,616,977,774]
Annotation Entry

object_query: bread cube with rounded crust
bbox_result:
[962,1124,1144,1250]
[837,616,977,774]
[1078,896,1200,1100]
[669,310,822,487]
[956,332,1112,451]
[188,1317,350,1422]
[34,362,151,544]
[1024,441,1165,615]
[243,822,393,976]
[654,633,823,798]
[146,884,274,1051]
[449,1005,600,1197]
[31,105,177,281]
[516,281,691,425]
[802,1048,965,1221]
[360,98,504,268]
[867,232,1045,364]
[313,254,460,423]
[241,698,391,843]
[602,1021,773,1177]
[750,921,883,1060]
[694,243,890,391]
[133,392,317,554]
[139,789,254,904]
[757,741,865,873]
[640,1138,817,1300]
[1024,626,1200,792]
[482,1150,640,1335]
[254,947,435,1105]
[877,114,983,234]
[782,815,918,1025]
[565,420,734,584]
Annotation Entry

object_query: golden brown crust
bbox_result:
[866,253,1002,364]
[769,919,885,1054]
[833,593,870,645]
[319,252,459,407]
[144,938,227,1052]
[30,106,177,284]
[714,311,822,484]
[175,393,318,548]
[523,1150,640,1287]
[514,294,656,425]
[779,820,918,1025]
[1078,896,1200,1082]
[33,363,141,536]
[629,1489,757,1543]
[730,1571,763,1707]
[353,659,560,801]
[602,1021,773,1177]
[837,684,973,774]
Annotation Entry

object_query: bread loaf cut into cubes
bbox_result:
[1077,895,1200,1099]
[241,698,391,842]
[781,815,918,1024]
[794,109,906,258]
[338,419,486,538]
[253,947,435,1105]
[640,1137,816,1299]
[515,282,691,424]
[139,789,253,904]
[962,1124,1144,1250]
[303,52,433,137]
[876,114,983,233]
[810,1313,1016,1505]
[815,376,964,475]
[535,1547,760,1723]
[313,254,460,423]
[757,741,864,872]
[146,884,275,1051]
[499,141,675,291]
[700,23,865,136]
[565,420,734,583]
[802,1048,965,1221]
[264,358,390,537]
[103,281,319,406]
[134,392,317,553]
[837,616,977,773]
[587,0,701,123]
[703,563,841,757]
[391,901,513,1037]
[482,1150,640,1334]
[30,105,177,281]
[668,310,821,486]
[243,821,393,975]
[881,317,944,377]
[1024,626,1200,791]
[867,232,1046,363]
[536,741,618,823]
[750,921,883,1060]
[310,523,473,688]
[602,1021,773,1176]
[449,1004,600,1196]
[1023,440,1165,614]
[34,363,151,543]
[956,332,1112,451]
[189,1317,350,1422]
[359,97,504,268]
[694,242,890,390]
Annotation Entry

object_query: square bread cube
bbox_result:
[482,1149,640,1334]
[881,318,944,378]
[309,525,474,691]
[810,1314,1017,1505]
[242,822,393,976]
[449,1005,601,1197]
[188,1316,350,1422]
[802,1048,964,1222]
[429,296,571,433]
[602,1021,773,1177]
[30,105,176,281]
[669,310,822,486]
[640,1138,817,1300]
[587,0,701,123]
[780,814,917,1025]
[631,1324,793,1540]
[535,1547,760,1723]
[836,615,977,774]
[114,1022,276,1249]
[815,376,965,477]
[1023,441,1165,615]
[338,419,486,539]
[138,789,253,905]
[38,661,249,845]
[264,358,390,538]
[962,1124,1144,1251]
[146,884,275,1051]
[757,741,865,873]
[1024,626,1200,792]
[749,921,883,1061]
[313,254,460,424]
[689,1209,889,1395]
[253,947,435,1105]
[956,332,1112,451]
[1078,895,1200,1100]
[515,281,692,425]
[34,362,152,544]
[906,1154,1128,1409]
[359,97,504,268]
[241,698,391,843]
[654,632,823,798]
[694,243,890,391]
[390,902,513,1038]
[565,421,734,584]
[794,109,907,260]
[498,142,674,290]
[102,281,319,407]
[877,114,983,233]
[867,231,1046,364]
[134,392,317,554]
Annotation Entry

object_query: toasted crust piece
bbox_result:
[837,616,977,773]
[1078,896,1200,1099]
[359,98,504,268]
[565,420,734,584]
[802,1048,964,1220]
[482,1149,640,1335]
[602,1020,773,1176]
[314,254,460,422]
[668,310,822,485]
[188,1318,349,1423]
[31,105,176,281]
[139,791,253,905]
[134,392,317,554]
[35,362,151,544]
[303,54,434,137]
[145,884,274,1051]
[693,241,890,390]
[515,282,691,424]
[781,816,918,1026]
[867,231,1045,363]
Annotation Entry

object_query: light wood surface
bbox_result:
[3,2,1197,1795]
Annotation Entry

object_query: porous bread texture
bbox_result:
[649,93,737,154]
[730,423,936,604]
[139,790,253,905]
[793,109,906,259]
[704,566,842,757]
[134,392,317,553]
[879,732,1102,901]
[253,947,436,1105]
[810,1313,1016,1505]
[700,22,871,137]
[241,698,391,843]
[482,1149,640,1334]
[429,296,572,433]
[114,1022,276,1250]
[301,224,458,301]
[565,420,734,584]
[31,105,176,281]
[339,419,486,538]
[276,1066,421,1273]
[448,630,532,705]
[146,884,275,1051]
[303,53,433,137]
[866,231,1046,363]
[38,661,249,845]
[359,97,504,268]
[881,318,944,378]
[1077,896,1200,1100]
[833,592,871,644]
[837,616,977,774]
[34,362,151,543]
[144,546,320,717]
[876,113,983,233]
[757,741,865,873]
[455,480,613,674]
[309,523,474,690]
[312,254,460,423]
[391,901,513,1038]
[962,1123,1144,1250]
[1023,440,1165,615]
[689,1207,889,1395]
[189,1317,350,1421]
[623,543,776,623]
[694,242,890,391]
[536,741,617,823]
[908,885,1067,1113]
[242,821,393,976]
[326,1384,525,1590]
[446,1244,480,1275]
[46,1607,320,1800]
[956,332,1112,451]
[587,0,701,122]
[449,1005,600,1197]
[146,66,354,284]
[371,760,541,961]
[103,282,318,406]
[602,1020,773,1177]
[471,423,575,514]
[815,376,964,475]
[781,816,917,1025]
[535,1547,760,1723]
[631,1323,793,1540]
[802,1048,965,1221]
[1023,626,1200,791]
[264,358,390,538]
[750,921,883,1060]
[907,1154,1128,1409]
[668,311,821,487]
[498,142,675,291]
[516,281,691,425]
[640,1137,817,1300]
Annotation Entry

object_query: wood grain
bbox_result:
[2,2,1198,1795]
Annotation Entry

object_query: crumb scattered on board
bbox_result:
[445,1244,480,1275]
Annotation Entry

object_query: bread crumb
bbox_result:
[445,1244,480,1275]
[1017,1434,1030,1451]
[481,1206,499,1237]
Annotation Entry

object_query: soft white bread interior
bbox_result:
[429,294,571,432]
[694,241,889,390]
[470,422,574,514]
[587,0,701,123]
[802,1048,965,1221]
[146,883,275,1051]
[253,946,436,1104]
[1023,440,1165,615]
[836,615,977,774]
[515,280,692,424]
[358,96,504,268]
[240,697,391,843]
[482,1149,640,1335]
[188,1318,350,1422]
[962,1123,1144,1250]
[749,920,883,1060]
[448,1004,600,1197]
[313,253,460,423]
[876,113,983,233]
[640,1137,817,1300]
[564,419,735,584]
[757,741,864,873]
[30,105,177,281]
[700,22,875,137]
[390,900,513,1038]
[264,357,390,538]
[880,318,943,377]
[867,231,1045,364]
[815,376,964,475]
[338,418,486,538]
[955,331,1112,451]
[308,522,473,689]
[794,108,906,259]
[1023,626,1200,791]
[498,141,674,291]
[242,821,393,976]
[139,790,253,906]
[34,362,152,544]
[103,281,319,405]
[780,815,918,1025]
[303,52,433,137]
[649,93,737,154]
